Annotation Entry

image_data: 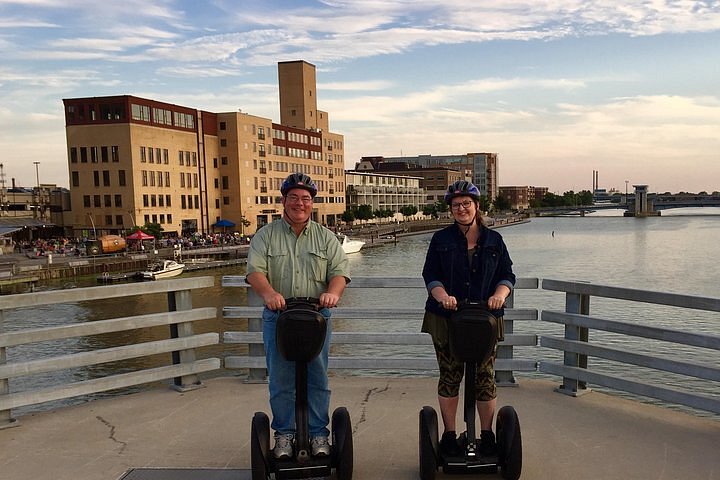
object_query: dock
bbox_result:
[0,376,717,480]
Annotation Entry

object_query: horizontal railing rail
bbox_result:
[0,277,220,429]
[539,279,720,415]
[222,276,540,383]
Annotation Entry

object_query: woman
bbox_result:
[421,180,516,457]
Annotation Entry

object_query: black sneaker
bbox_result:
[480,430,497,457]
[440,431,462,457]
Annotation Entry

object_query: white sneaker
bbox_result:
[273,433,294,459]
[310,435,330,457]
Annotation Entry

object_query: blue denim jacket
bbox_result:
[422,222,516,317]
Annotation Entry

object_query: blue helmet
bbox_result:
[444,180,481,204]
[281,173,318,198]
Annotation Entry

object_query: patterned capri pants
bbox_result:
[433,340,497,401]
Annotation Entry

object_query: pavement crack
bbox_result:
[96,415,128,454]
[353,383,390,434]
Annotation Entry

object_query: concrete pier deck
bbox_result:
[1,376,718,480]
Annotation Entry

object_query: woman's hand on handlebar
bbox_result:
[438,295,457,311]
[319,292,340,308]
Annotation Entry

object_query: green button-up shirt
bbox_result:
[246,218,351,299]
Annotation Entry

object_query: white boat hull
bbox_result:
[141,260,185,280]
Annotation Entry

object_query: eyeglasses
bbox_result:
[286,194,313,204]
[451,200,474,211]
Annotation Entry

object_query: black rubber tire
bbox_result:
[332,406,353,480]
[497,405,522,480]
[419,406,439,480]
[251,411,271,480]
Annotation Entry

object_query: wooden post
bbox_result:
[168,288,204,391]
[0,310,18,428]
[246,288,267,383]
[557,291,591,396]
[495,290,517,386]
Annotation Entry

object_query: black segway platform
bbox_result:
[419,303,522,480]
[251,298,353,480]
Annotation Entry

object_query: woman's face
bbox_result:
[449,195,476,223]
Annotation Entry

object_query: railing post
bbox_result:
[246,288,267,383]
[168,288,204,391]
[495,290,517,386]
[557,291,591,396]
[0,310,18,429]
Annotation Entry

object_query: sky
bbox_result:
[1,1,719,195]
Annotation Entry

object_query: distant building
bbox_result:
[345,171,425,216]
[375,153,499,201]
[499,186,549,210]
[63,60,345,238]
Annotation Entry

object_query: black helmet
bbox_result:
[444,180,481,203]
[281,173,318,198]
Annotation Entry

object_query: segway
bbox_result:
[419,302,522,480]
[251,297,353,480]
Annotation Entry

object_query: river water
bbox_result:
[5,208,720,416]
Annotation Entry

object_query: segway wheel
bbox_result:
[419,406,439,480]
[251,412,271,480]
[332,406,353,480]
[496,406,522,480]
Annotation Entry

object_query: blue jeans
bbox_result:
[262,306,332,437]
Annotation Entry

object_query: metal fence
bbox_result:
[0,277,219,429]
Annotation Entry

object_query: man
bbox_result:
[246,172,350,459]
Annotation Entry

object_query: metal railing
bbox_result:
[0,276,220,428]
[540,279,720,414]
[222,276,540,383]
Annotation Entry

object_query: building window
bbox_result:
[83,195,90,207]
[193,173,198,188]
[157,171,163,187]
[194,195,199,209]
[166,195,172,207]
[111,146,119,162]
[91,147,98,163]
[192,152,197,166]
[220,121,226,130]
[220,138,227,147]
[143,194,149,207]
[151,195,157,207]
[140,146,146,162]
[93,171,100,187]
[149,171,155,187]
[181,196,186,209]
[223,196,230,205]
[102,170,110,187]
[159,214,165,224]
[114,195,122,207]
[222,176,229,189]
[158,195,164,207]
[104,195,111,207]
[214,178,219,188]
[179,151,184,165]
[213,157,218,168]
[163,148,169,164]
[101,146,109,163]
[180,173,185,188]
[144,215,150,224]
[164,171,170,187]
[186,172,191,188]
[142,171,148,187]
[148,148,154,164]
[71,171,79,187]
[80,147,88,163]
[167,214,172,224]
[215,199,220,208]
[93,195,101,207]
[118,170,126,186]
[115,215,124,225]
[221,156,228,165]
[131,104,150,121]
[105,215,113,225]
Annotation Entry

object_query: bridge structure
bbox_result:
[533,189,720,216]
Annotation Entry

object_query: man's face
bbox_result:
[282,187,314,224]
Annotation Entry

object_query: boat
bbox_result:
[336,234,365,254]
[140,259,185,280]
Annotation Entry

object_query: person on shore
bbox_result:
[421,180,516,457]
[246,172,350,460]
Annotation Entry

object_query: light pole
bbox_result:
[33,161,40,219]
[87,212,97,239]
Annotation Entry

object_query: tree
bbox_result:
[399,205,418,217]
[354,204,374,222]
[478,195,491,212]
[341,209,355,223]
[493,195,511,212]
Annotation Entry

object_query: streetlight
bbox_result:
[33,161,40,219]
